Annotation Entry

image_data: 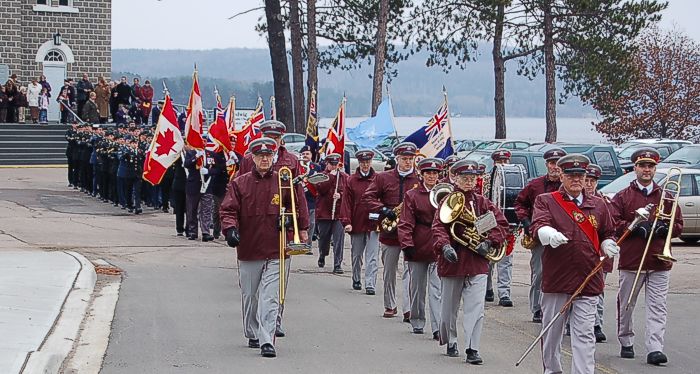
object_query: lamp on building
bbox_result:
[53,32,62,46]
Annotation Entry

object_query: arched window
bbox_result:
[44,50,65,62]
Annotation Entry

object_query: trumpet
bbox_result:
[278,166,311,308]
[438,191,506,262]
[626,167,681,308]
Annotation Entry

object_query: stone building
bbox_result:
[0,0,111,121]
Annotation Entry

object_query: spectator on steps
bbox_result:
[27,78,42,124]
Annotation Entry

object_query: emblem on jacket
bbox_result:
[588,215,598,229]
[271,193,280,205]
[572,211,585,223]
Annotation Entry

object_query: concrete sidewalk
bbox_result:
[0,250,95,374]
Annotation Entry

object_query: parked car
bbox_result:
[618,144,673,172]
[466,150,546,181]
[614,138,692,154]
[282,132,306,147]
[527,143,623,188]
[345,142,390,171]
[599,167,700,243]
[658,145,700,169]
[454,139,481,157]
[375,135,405,157]
[471,139,531,152]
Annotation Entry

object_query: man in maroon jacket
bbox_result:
[340,149,380,293]
[432,159,509,364]
[399,157,443,339]
[514,148,566,323]
[611,148,682,366]
[314,153,348,273]
[219,137,309,358]
[236,120,300,178]
[362,142,421,320]
[531,154,618,374]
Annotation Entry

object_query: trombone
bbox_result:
[278,166,311,308]
[626,167,681,308]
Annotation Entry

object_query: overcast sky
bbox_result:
[112,0,700,50]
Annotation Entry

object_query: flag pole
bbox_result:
[443,85,456,153]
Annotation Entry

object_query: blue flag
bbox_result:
[346,99,396,149]
[404,99,454,159]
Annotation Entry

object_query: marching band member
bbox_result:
[611,148,682,365]
[362,142,420,320]
[340,149,380,293]
[219,137,310,358]
[432,160,509,364]
[514,148,566,323]
[399,158,443,339]
[314,153,348,273]
[236,120,300,177]
[486,149,514,306]
[585,163,611,342]
[299,146,322,249]
[441,155,460,183]
[530,154,618,374]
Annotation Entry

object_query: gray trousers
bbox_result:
[529,245,544,314]
[407,261,441,332]
[486,254,513,299]
[212,194,223,235]
[439,274,486,351]
[307,208,316,247]
[350,231,380,289]
[617,270,670,353]
[381,244,411,312]
[541,293,597,374]
[198,193,214,235]
[238,259,287,346]
[595,272,608,327]
[317,220,344,268]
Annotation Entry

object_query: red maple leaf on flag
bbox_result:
[154,129,178,157]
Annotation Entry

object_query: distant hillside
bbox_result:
[113,48,595,118]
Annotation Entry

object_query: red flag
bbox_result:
[233,97,265,155]
[209,95,233,153]
[184,70,205,149]
[143,95,184,185]
[322,97,346,161]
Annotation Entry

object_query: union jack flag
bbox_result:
[425,101,448,139]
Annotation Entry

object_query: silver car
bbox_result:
[600,167,700,243]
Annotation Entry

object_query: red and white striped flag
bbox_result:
[143,94,184,185]
[184,69,205,149]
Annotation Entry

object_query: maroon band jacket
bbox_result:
[399,184,438,263]
[514,175,562,222]
[339,168,377,233]
[610,181,683,272]
[314,169,348,221]
[219,167,310,261]
[431,188,509,277]
[236,146,300,179]
[531,188,615,296]
[361,169,421,246]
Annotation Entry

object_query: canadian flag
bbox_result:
[184,70,205,150]
[143,95,185,185]
[233,97,265,156]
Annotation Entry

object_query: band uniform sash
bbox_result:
[551,192,600,255]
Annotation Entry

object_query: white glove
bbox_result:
[200,167,209,176]
[226,157,236,166]
[537,226,569,248]
[601,239,620,258]
[195,150,205,158]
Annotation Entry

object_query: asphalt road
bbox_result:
[1,168,699,373]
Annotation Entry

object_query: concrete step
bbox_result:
[0,153,67,159]
[0,158,67,165]
[0,147,66,154]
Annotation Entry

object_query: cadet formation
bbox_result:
[66,118,681,372]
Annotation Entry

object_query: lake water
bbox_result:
[317,116,607,144]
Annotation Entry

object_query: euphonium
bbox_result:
[430,183,454,209]
[380,203,402,233]
[438,191,506,262]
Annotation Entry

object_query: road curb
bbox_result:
[21,251,97,374]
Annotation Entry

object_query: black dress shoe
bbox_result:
[498,297,513,307]
[620,345,635,359]
[365,288,375,295]
[532,310,542,323]
[260,343,276,358]
[128,208,134,213]
[333,267,344,274]
[403,312,411,323]
[213,231,220,239]
[446,343,459,357]
[352,281,362,290]
[413,327,424,334]
[647,351,667,365]
[187,235,198,241]
[275,326,285,337]
[202,234,214,242]
[318,257,325,268]
[594,325,606,343]
[248,339,260,348]
[177,232,184,236]
[433,331,439,341]
[465,349,483,365]
[134,208,143,215]
[485,289,495,302]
